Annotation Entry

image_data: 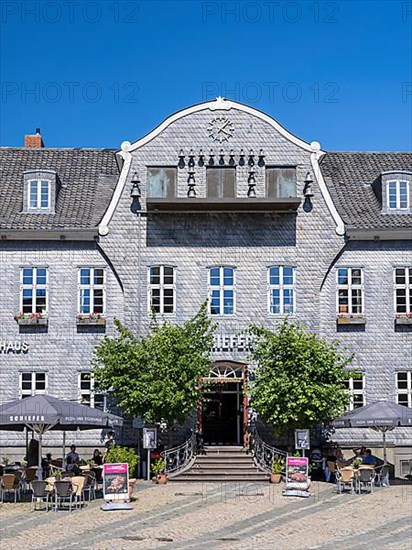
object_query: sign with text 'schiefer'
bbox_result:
[103,463,129,502]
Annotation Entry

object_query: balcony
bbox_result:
[146,197,301,213]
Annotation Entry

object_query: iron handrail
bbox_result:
[249,424,287,473]
[162,431,197,475]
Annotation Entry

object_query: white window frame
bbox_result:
[386,180,409,210]
[147,266,176,315]
[267,266,295,315]
[344,375,365,411]
[394,267,412,315]
[396,371,412,408]
[28,179,51,210]
[20,267,48,315]
[19,372,48,398]
[208,266,236,316]
[78,372,107,410]
[78,267,106,315]
[336,267,364,315]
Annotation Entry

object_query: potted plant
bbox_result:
[76,312,106,326]
[151,458,167,484]
[105,446,139,499]
[14,312,48,326]
[270,456,284,483]
[352,458,362,469]
[50,467,62,480]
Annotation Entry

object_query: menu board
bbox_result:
[103,463,129,501]
[286,456,309,484]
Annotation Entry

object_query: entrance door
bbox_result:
[202,383,243,445]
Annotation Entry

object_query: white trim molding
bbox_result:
[99,146,132,236]
[310,150,345,236]
[99,98,328,234]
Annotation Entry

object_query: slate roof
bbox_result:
[0,148,119,230]
[320,152,412,231]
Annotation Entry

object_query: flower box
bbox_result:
[336,315,366,325]
[76,315,106,326]
[15,316,48,326]
[395,316,412,325]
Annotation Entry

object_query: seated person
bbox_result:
[66,444,81,473]
[91,448,103,466]
[362,449,377,466]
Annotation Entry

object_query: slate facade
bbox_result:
[0,99,411,474]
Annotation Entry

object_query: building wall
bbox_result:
[0,241,124,451]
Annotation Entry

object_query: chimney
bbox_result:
[24,128,44,148]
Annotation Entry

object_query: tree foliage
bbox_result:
[249,320,354,431]
[93,303,215,425]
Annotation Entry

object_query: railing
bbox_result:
[249,424,287,473]
[162,431,197,475]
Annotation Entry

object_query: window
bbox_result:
[266,167,296,198]
[394,267,412,314]
[148,266,175,314]
[20,267,48,314]
[387,180,409,210]
[78,373,106,410]
[337,268,363,315]
[147,168,176,198]
[396,372,412,408]
[344,375,365,410]
[206,168,235,198]
[209,267,235,315]
[78,268,105,314]
[28,180,50,209]
[20,372,47,398]
[268,266,295,314]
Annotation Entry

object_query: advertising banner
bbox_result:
[103,463,129,501]
[286,456,309,484]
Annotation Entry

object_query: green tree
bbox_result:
[93,303,215,426]
[249,320,353,443]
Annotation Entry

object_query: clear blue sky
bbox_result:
[1,0,411,151]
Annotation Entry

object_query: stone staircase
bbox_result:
[170,445,269,482]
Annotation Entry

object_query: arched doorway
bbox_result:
[199,361,248,446]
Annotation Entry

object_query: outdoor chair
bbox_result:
[71,476,85,509]
[81,472,96,502]
[336,468,355,495]
[326,461,336,482]
[0,474,21,503]
[22,468,37,492]
[375,464,390,487]
[357,468,375,494]
[54,480,75,512]
[31,480,50,512]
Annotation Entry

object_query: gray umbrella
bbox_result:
[0,394,123,472]
[332,401,412,463]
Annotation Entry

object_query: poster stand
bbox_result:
[283,456,311,498]
[101,462,133,512]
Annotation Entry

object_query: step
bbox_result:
[199,452,251,459]
[171,474,268,482]
[203,446,243,452]
[195,456,253,464]
[193,462,257,470]
[189,468,262,475]
[175,470,268,478]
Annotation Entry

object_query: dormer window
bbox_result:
[29,179,50,209]
[387,180,409,210]
[22,169,58,214]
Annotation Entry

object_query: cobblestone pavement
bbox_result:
[0,482,411,550]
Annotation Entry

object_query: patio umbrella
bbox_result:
[0,394,123,474]
[331,401,412,463]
